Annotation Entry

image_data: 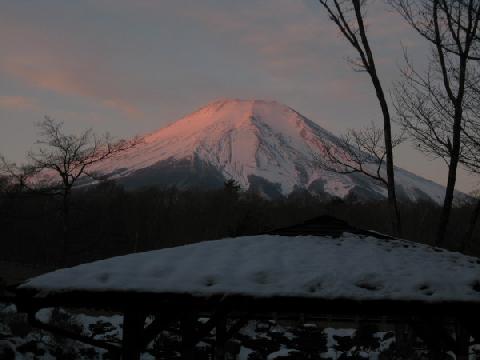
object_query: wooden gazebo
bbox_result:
[11,216,480,359]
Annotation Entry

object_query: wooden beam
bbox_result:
[455,319,470,360]
[181,313,196,360]
[122,311,145,360]
[193,308,225,344]
[15,289,480,320]
[394,322,415,357]
[141,313,177,348]
[215,316,227,360]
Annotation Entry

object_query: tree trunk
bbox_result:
[436,155,459,246]
[433,0,469,246]
[436,57,467,246]
[368,65,402,237]
[380,88,402,237]
[61,187,71,266]
[353,0,402,237]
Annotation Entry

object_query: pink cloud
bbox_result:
[0,19,144,119]
[102,99,144,119]
[0,95,37,111]
[2,56,142,119]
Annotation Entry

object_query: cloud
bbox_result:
[102,99,144,119]
[181,2,333,71]
[180,1,414,75]
[0,0,419,122]
[0,95,37,111]
[0,19,144,119]
[8,61,143,119]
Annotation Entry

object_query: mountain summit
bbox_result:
[89,99,446,202]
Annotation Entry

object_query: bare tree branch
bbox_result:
[319,123,405,188]
[1,117,143,265]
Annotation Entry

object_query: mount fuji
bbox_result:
[87,99,447,203]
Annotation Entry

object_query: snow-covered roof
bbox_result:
[20,234,480,303]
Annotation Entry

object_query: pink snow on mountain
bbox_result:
[81,99,448,203]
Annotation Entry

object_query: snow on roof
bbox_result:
[20,235,480,303]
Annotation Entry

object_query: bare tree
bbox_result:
[391,0,480,246]
[0,157,37,191]
[320,123,404,188]
[1,117,142,264]
[317,0,402,235]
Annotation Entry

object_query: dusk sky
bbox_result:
[0,0,477,192]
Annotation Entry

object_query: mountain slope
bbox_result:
[89,99,448,203]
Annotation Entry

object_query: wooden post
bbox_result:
[456,319,470,360]
[122,311,145,360]
[215,316,227,360]
[395,323,414,357]
[181,313,196,360]
[412,318,447,359]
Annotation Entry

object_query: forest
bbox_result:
[0,179,478,271]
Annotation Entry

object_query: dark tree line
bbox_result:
[0,180,479,269]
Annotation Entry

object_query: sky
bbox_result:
[0,0,478,193]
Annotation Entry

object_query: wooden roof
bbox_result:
[267,215,394,239]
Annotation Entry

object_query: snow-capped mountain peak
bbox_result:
[89,99,447,203]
